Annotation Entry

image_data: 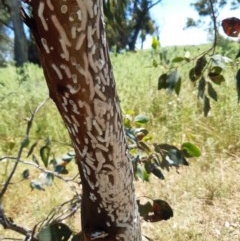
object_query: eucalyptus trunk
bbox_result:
[22,0,141,240]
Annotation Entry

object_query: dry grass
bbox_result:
[1,45,240,240]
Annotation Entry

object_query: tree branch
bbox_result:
[0,99,48,200]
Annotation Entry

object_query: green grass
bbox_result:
[1,43,240,240]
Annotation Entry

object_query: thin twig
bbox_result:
[0,99,48,200]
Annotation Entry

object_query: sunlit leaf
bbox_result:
[181,142,201,157]
[62,154,73,162]
[172,56,185,63]
[30,180,45,191]
[136,165,150,182]
[38,223,72,241]
[134,114,149,124]
[211,54,232,68]
[208,82,218,101]
[151,36,160,50]
[40,173,54,186]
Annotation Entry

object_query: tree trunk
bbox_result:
[8,0,28,66]
[22,0,141,240]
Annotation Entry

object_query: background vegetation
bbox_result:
[1,40,240,240]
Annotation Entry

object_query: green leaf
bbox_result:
[22,169,30,179]
[167,70,179,92]
[152,59,158,67]
[158,73,168,90]
[54,164,69,174]
[166,148,188,167]
[134,114,149,124]
[174,77,181,95]
[208,82,218,101]
[30,180,45,191]
[210,66,223,74]
[195,55,207,76]
[40,173,54,186]
[189,67,200,82]
[198,76,206,99]
[236,69,240,103]
[172,56,185,63]
[208,72,225,85]
[145,162,164,180]
[204,96,211,117]
[151,36,160,50]
[26,142,38,158]
[181,142,201,157]
[40,145,51,167]
[137,200,153,217]
[32,154,39,165]
[136,165,150,182]
[38,223,72,241]
[138,141,151,153]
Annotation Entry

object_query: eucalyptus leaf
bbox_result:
[40,145,51,167]
[198,76,206,99]
[38,223,72,241]
[134,114,149,124]
[195,55,207,76]
[204,96,211,117]
[182,142,201,157]
[208,82,218,101]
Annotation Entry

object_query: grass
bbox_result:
[1,43,240,240]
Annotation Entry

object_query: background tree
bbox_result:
[105,0,161,51]
[186,0,240,30]
[4,0,28,66]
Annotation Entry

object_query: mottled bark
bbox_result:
[22,0,141,240]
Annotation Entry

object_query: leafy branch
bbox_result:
[0,98,48,200]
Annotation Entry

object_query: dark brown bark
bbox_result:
[21,0,141,240]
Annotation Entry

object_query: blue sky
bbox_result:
[139,0,239,48]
